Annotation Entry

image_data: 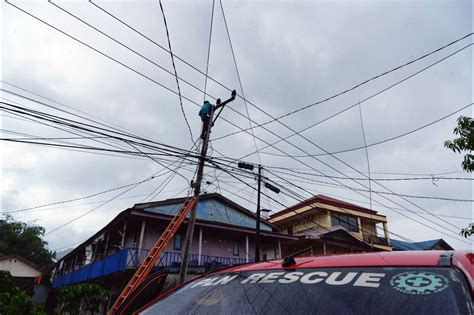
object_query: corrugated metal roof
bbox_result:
[143,198,272,231]
[391,239,450,251]
[391,239,422,250]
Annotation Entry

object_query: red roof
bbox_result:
[219,251,473,295]
[221,251,441,272]
[270,194,384,219]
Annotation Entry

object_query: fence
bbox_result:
[52,248,250,287]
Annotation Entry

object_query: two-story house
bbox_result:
[268,194,392,256]
[51,193,295,303]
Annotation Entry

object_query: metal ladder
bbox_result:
[108,196,197,314]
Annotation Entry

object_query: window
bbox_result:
[173,233,182,250]
[140,267,473,315]
[287,226,294,235]
[233,242,239,256]
[331,212,359,232]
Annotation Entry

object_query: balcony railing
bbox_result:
[362,234,390,246]
[52,248,250,288]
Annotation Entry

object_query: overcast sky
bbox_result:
[1,0,473,252]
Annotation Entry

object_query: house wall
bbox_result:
[0,258,41,277]
[278,210,331,235]
[360,220,378,237]
[140,222,256,261]
[294,210,331,234]
[281,241,366,258]
[271,202,387,223]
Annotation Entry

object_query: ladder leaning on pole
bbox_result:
[108,196,197,314]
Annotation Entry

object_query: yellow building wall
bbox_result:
[360,220,377,237]
[291,210,331,234]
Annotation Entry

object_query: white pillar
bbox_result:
[245,235,249,262]
[198,228,203,265]
[277,240,282,259]
[138,220,146,260]
[383,222,391,245]
[120,220,127,249]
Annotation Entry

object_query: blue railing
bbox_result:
[52,249,129,288]
[53,248,250,287]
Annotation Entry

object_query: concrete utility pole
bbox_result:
[255,164,262,262]
[179,90,236,283]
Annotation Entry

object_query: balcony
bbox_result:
[52,248,250,288]
[362,234,390,246]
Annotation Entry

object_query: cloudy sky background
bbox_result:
[1,0,473,252]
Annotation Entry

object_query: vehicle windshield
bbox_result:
[140,267,473,314]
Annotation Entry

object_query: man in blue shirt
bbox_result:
[198,91,236,139]
[199,100,214,139]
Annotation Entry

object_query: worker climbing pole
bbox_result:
[108,90,236,314]
[179,90,236,283]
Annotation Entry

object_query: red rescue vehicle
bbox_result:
[134,251,473,314]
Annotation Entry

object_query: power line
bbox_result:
[6,1,202,110]
[2,178,159,215]
[44,174,157,236]
[202,46,473,238]
[2,94,141,156]
[214,43,473,151]
[1,80,158,146]
[87,0,473,141]
[263,168,469,245]
[212,156,469,243]
[7,94,464,242]
[213,162,425,249]
[157,0,194,142]
[9,2,469,242]
[202,0,215,102]
[269,175,474,202]
[358,102,372,210]
[0,101,202,159]
[266,166,473,182]
[212,33,474,141]
[260,102,473,158]
[219,0,261,164]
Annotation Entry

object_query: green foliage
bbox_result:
[460,223,473,237]
[0,216,55,268]
[445,116,474,238]
[444,116,474,173]
[0,271,46,315]
[58,283,108,314]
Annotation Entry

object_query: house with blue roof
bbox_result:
[51,193,295,300]
[391,238,454,251]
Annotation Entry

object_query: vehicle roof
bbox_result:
[218,251,473,296]
[219,251,472,273]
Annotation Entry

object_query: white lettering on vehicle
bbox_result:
[241,273,266,284]
[353,273,385,288]
[214,275,238,285]
[300,272,327,284]
[325,272,358,285]
[278,272,305,284]
[192,271,386,288]
[259,272,286,284]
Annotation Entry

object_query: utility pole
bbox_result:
[179,90,236,283]
[237,162,280,263]
[255,165,262,262]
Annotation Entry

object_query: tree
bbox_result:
[0,271,45,315]
[445,116,474,237]
[57,283,108,314]
[444,116,474,172]
[0,216,55,268]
